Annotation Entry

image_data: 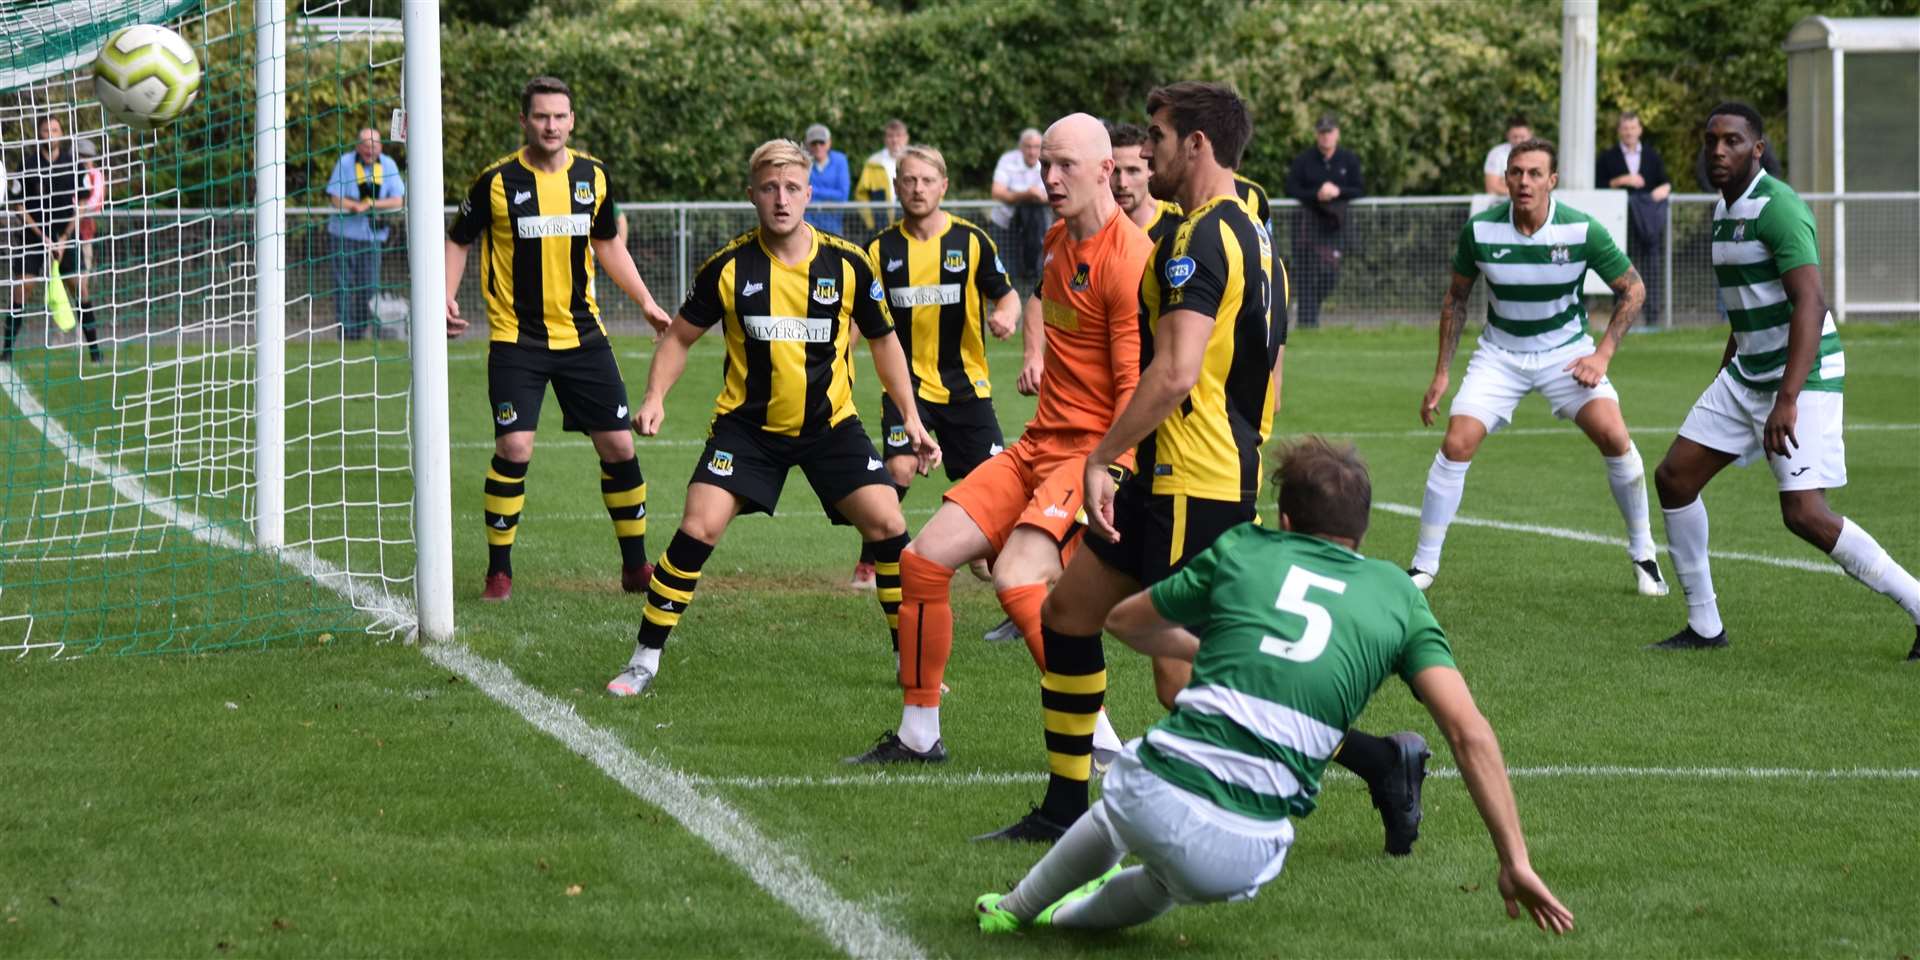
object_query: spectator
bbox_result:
[991,127,1048,294]
[1597,111,1672,325]
[1283,112,1365,330]
[1482,114,1532,196]
[325,127,404,341]
[854,118,909,235]
[6,114,104,363]
[802,123,850,235]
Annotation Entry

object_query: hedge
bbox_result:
[90,0,1920,207]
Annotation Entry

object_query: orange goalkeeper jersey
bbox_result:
[1027,207,1151,444]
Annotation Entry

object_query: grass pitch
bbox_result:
[2,321,1916,957]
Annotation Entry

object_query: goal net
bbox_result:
[0,0,436,657]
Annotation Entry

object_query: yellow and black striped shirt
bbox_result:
[1232,172,1273,237]
[1143,199,1184,246]
[449,147,620,350]
[681,227,895,437]
[1156,177,1289,340]
[1136,195,1278,501]
[866,215,1013,405]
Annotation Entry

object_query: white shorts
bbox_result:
[1677,369,1847,491]
[1091,740,1294,904]
[1449,337,1620,435]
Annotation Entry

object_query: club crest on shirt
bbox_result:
[1070,263,1091,291]
[494,402,518,426]
[707,450,735,477]
[1550,244,1569,265]
[943,250,966,273]
[813,277,839,305]
[1165,256,1196,288]
[886,425,910,447]
[1730,220,1746,243]
[573,180,594,205]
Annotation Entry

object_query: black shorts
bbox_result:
[487,342,630,436]
[879,394,1005,481]
[692,413,891,523]
[12,243,81,279]
[1083,478,1257,586]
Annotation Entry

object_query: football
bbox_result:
[92,24,201,130]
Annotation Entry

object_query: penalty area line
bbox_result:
[422,644,926,960]
[1372,502,1845,576]
[687,765,1920,790]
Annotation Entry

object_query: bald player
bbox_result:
[845,114,1151,767]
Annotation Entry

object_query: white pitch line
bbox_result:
[1373,501,1844,576]
[0,362,924,960]
[1319,422,1919,440]
[341,421,1920,452]
[687,764,1920,790]
[423,644,924,960]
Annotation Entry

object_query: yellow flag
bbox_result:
[46,259,76,332]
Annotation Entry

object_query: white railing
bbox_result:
[4,192,1912,346]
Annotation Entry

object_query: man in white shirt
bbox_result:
[1481,114,1531,196]
[855,118,910,234]
[991,128,1048,292]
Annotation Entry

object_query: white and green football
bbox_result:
[92,24,201,130]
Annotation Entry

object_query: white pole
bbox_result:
[1831,49,1846,323]
[252,0,286,549]
[1558,0,1599,190]
[1661,200,1673,328]
[405,0,455,642]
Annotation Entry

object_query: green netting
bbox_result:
[1,0,420,656]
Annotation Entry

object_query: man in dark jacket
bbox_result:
[1283,112,1365,329]
[1596,112,1671,325]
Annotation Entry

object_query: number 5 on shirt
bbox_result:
[1260,565,1348,663]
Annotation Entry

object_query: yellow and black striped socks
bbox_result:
[637,531,715,650]
[600,457,648,568]
[483,455,528,576]
[869,532,908,653]
[1039,623,1106,824]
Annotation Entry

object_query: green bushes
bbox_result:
[142,0,1918,205]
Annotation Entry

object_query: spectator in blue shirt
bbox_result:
[325,128,405,340]
[803,123,850,236]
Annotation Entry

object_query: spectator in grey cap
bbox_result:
[804,122,851,235]
[1283,111,1366,329]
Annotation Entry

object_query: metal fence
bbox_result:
[2,193,1913,348]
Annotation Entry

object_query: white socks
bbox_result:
[1411,451,1471,573]
[999,807,1175,929]
[627,644,662,673]
[1830,518,1920,624]
[1662,498,1722,637]
[1050,867,1176,929]
[899,705,940,753]
[1093,709,1122,758]
[1604,444,1656,562]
